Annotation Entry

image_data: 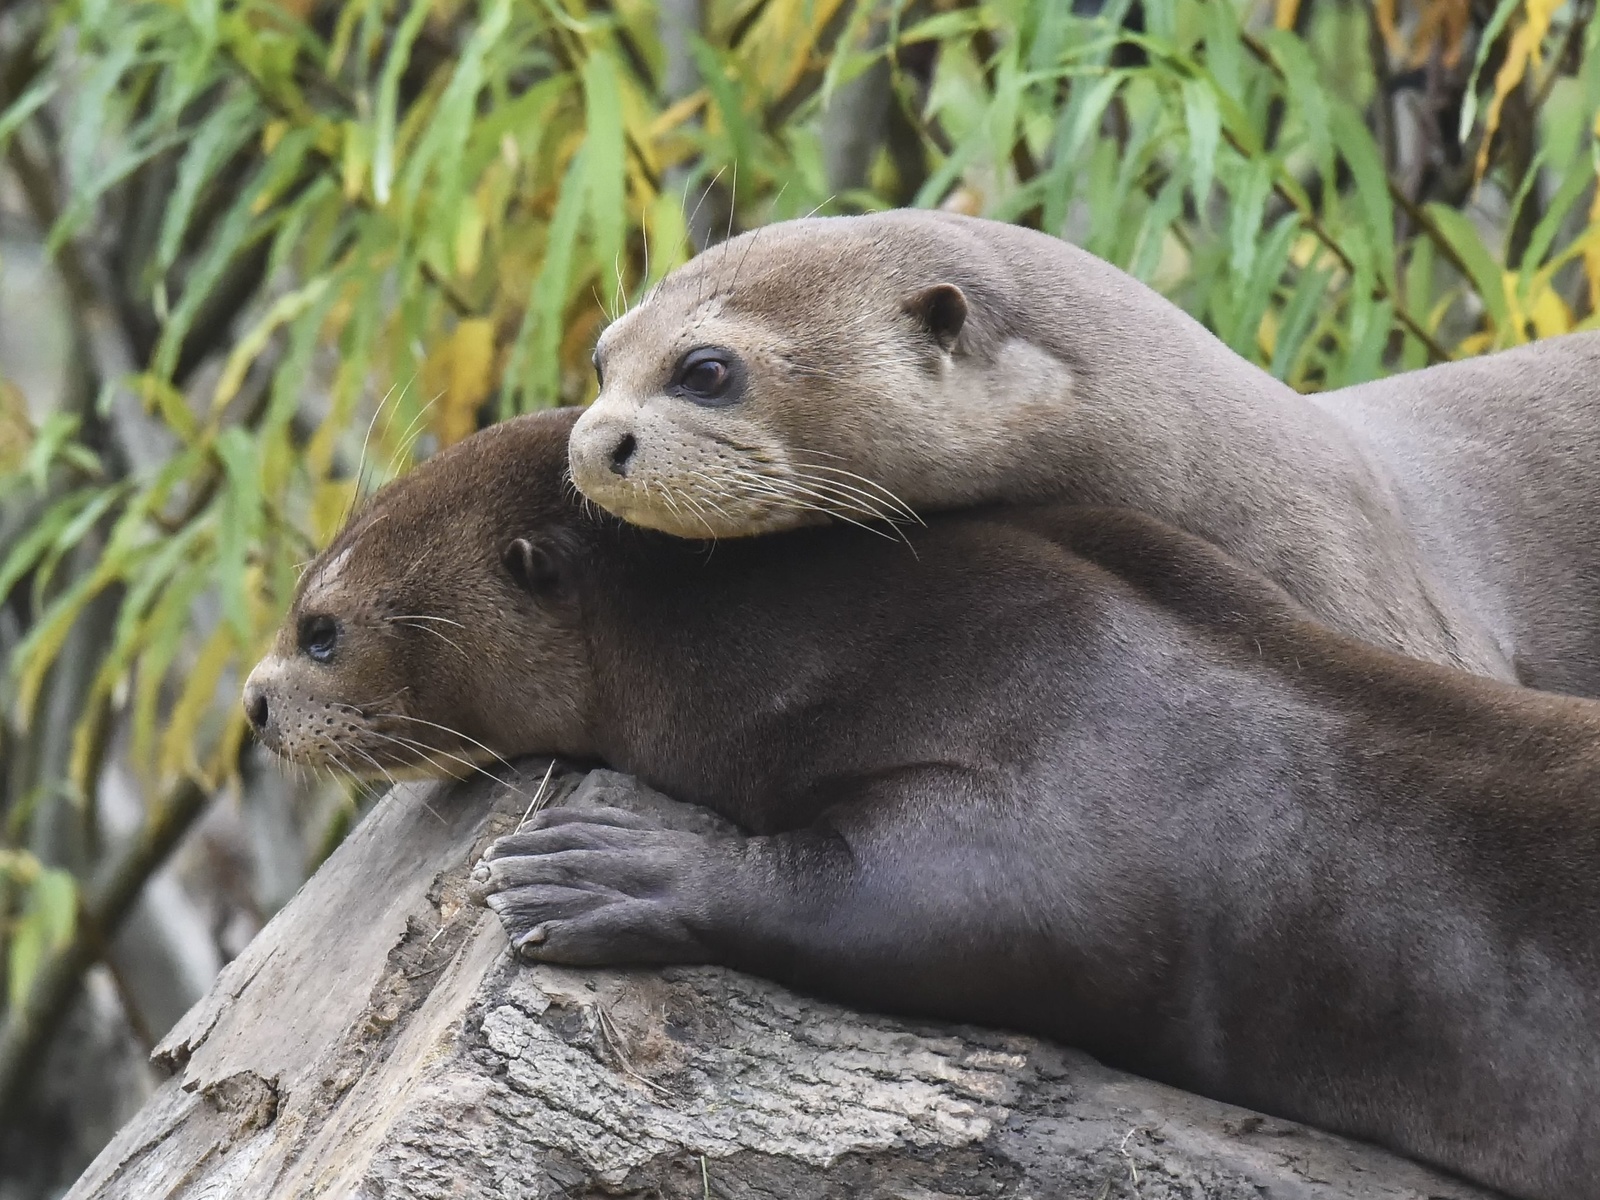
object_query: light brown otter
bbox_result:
[244,407,1600,1200]
[570,209,1600,695]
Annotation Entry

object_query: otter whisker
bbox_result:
[723,467,918,551]
[724,476,900,542]
[788,465,922,525]
[369,711,533,783]
[387,614,467,629]
[350,375,421,522]
[515,758,559,831]
[727,186,783,300]
[364,728,543,810]
[348,379,405,523]
[341,743,449,823]
[724,466,892,525]
[639,212,651,302]
[688,166,727,304]
[657,479,720,542]
[391,620,469,658]
[683,473,738,526]
[341,686,409,713]
[388,392,443,475]
[801,195,835,220]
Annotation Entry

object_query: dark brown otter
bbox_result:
[245,408,1600,1200]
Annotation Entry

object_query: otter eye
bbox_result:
[298,614,339,664]
[671,347,742,407]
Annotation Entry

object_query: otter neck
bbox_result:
[898,316,1508,677]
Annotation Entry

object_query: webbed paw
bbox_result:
[472,806,721,965]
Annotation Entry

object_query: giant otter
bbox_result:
[569,210,1600,695]
[245,408,1600,1200]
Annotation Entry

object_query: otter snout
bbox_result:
[570,409,641,489]
[242,661,282,751]
[243,680,269,732]
[608,432,637,476]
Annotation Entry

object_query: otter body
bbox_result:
[248,410,1600,1200]
[572,210,1600,693]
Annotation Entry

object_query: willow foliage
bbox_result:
[0,0,1597,1029]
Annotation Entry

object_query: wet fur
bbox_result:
[253,409,1600,1200]
[573,209,1600,693]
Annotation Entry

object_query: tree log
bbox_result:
[64,762,1499,1199]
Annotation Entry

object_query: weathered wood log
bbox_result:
[65,761,1499,1199]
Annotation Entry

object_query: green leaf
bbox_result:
[1329,101,1396,285]
[8,867,77,1013]
[1458,0,1525,143]
[1523,158,1594,273]
[1130,173,1185,282]
[1181,79,1221,216]
[1225,212,1298,359]
[0,74,58,155]
[0,489,96,605]
[1259,29,1331,184]
[24,413,81,491]
[583,49,628,312]
[214,428,262,643]
[691,36,758,175]
[371,0,433,206]
[153,91,264,280]
[153,125,315,381]
[1425,203,1512,337]
[1272,262,1334,380]
[1227,156,1273,280]
[510,144,588,405]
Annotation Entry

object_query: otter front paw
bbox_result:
[471,807,720,966]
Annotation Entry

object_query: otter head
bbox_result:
[569,212,1051,540]
[242,408,597,781]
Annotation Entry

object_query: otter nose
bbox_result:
[243,682,269,731]
[609,433,637,477]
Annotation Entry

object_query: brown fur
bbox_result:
[572,210,1600,694]
[247,408,1600,1200]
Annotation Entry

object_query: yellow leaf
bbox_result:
[1527,282,1572,340]
[311,478,358,545]
[261,119,287,154]
[1587,181,1600,315]
[1274,0,1301,29]
[341,119,370,201]
[1373,0,1404,56]
[0,378,34,475]
[160,622,236,782]
[453,196,486,280]
[1475,0,1561,180]
[1257,307,1279,360]
[648,93,707,141]
[211,278,331,414]
[1409,0,1471,68]
[422,319,498,448]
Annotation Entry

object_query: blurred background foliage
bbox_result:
[0,0,1597,1190]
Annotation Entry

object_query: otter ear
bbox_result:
[903,283,968,351]
[503,536,563,596]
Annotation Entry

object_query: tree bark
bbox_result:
[64,762,1500,1200]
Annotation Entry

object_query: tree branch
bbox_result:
[0,778,208,1123]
